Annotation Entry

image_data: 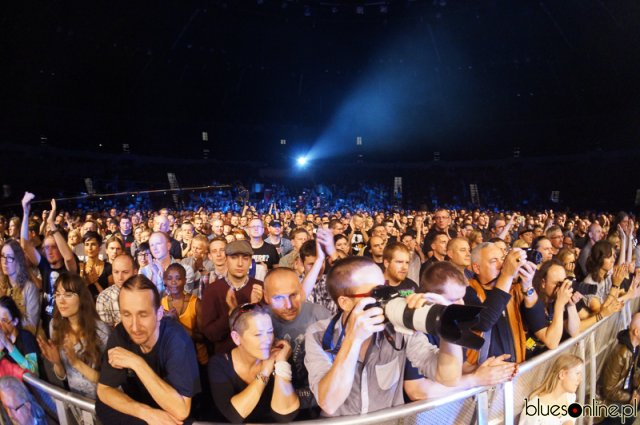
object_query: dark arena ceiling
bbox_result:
[2,0,640,162]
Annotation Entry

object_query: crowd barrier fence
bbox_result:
[11,298,638,425]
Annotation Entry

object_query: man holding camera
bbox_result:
[304,256,463,416]
[465,243,546,365]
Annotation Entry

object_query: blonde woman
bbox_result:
[519,354,583,425]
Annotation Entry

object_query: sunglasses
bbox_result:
[230,303,258,331]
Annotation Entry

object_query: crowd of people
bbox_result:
[0,190,638,424]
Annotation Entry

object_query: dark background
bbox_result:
[1,1,639,211]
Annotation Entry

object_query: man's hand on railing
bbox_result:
[471,354,518,387]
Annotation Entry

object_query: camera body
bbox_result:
[526,248,543,265]
[363,285,485,350]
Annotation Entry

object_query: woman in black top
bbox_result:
[208,303,299,423]
[78,231,111,298]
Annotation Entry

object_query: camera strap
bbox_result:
[322,311,349,355]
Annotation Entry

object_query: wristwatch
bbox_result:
[522,286,535,297]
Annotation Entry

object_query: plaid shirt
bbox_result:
[306,275,338,315]
[96,285,121,327]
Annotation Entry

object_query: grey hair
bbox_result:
[470,242,495,266]
[0,376,46,423]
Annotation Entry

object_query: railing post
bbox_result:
[588,331,597,425]
[476,390,489,425]
[576,339,586,425]
[54,399,70,425]
[503,380,514,425]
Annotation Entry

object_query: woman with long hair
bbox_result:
[519,354,584,424]
[78,231,111,297]
[208,303,299,423]
[0,240,40,335]
[583,241,625,314]
[37,274,109,399]
[0,296,39,376]
[334,234,351,256]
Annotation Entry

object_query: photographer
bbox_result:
[404,262,517,400]
[465,243,546,364]
[304,256,463,416]
[529,260,581,355]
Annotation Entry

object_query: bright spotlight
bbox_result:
[297,156,308,167]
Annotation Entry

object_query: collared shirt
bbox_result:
[181,257,214,298]
[96,284,121,327]
[139,257,194,295]
[304,317,439,417]
[306,275,338,315]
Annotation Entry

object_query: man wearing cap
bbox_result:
[200,240,264,354]
[265,220,293,257]
[516,227,534,248]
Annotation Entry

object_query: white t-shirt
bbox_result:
[518,393,577,425]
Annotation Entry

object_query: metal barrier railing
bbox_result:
[20,298,639,425]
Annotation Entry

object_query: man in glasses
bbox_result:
[20,192,78,338]
[96,275,200,424]
[304,256,463,416]
[248,218,280,270]
[0,376,47,425]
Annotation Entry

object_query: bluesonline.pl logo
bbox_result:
[523,398,639,423]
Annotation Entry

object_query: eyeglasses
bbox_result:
[248,225,263,229]
[54,292,78,301]
[230,303,258,330]
[137,252,151,258]
[6,402,25,413]
[0,254,15,263]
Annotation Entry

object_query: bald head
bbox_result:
[264,268,303,321]
[112,254,137,288]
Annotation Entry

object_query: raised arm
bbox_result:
[46,199,77,273]
[534,280,573,349]
[20,192,41,267]
[301,239,326,299]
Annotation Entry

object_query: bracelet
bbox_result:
[274,361,292,381]
[255,372,270,385]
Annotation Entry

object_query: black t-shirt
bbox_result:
[208,352,298,423]
[252,242,280,270]
[38,256,69,320]
[388,278,419,296]
[98,318,200,408]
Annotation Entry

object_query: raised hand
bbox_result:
[272,339,292,362]
[346,298,385,343]
[37,336,62,366]
[21,192,35,212]
[250,284,263,304]
[555,280,574,307]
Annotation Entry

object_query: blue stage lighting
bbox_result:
[297,156,308,167]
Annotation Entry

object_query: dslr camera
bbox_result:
[364,286,485,350]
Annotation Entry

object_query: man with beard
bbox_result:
[383,243,418,295]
